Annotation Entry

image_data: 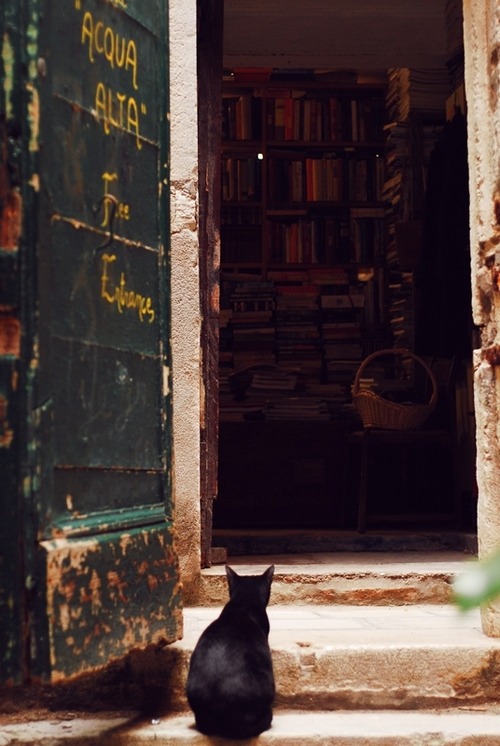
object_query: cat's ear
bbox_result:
[225,565,238,592]
[263,565,275,582]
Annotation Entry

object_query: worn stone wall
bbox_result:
[169,0,202,593]
[463,0,500,635]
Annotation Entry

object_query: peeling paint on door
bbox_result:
[35,525,182,681]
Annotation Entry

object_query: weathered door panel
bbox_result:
[33,525,181,682]
[30,0,181,679]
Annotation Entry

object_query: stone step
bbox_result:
[161,604,500,712]
[191,552,473,606]
[4,709,500,745]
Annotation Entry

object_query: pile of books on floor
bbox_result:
[322,320,363,362]
[249,367,301,415]
[327,359,361,390]
[219,362,365,422]
[218,367,264,421]
[250,368,299,391]
[218,392,266,423]
[305,381,358,421]
[221,274,277,370]
[265,396,330,421]
[275,283,322,381]
[219,365,301,422]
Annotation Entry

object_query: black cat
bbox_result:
[186,564,275,739]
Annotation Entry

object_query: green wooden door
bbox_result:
[1,0,182,683]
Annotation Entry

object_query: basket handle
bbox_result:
[352,348,438,407]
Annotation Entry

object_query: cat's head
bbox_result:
[225,565,274,606]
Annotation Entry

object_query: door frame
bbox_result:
[197,0,224,568]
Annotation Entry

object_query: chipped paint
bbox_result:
[2,33,14,120]
[163,364,171,396]
[24,17,41,208]
[483,345,500,366]
[0,393,14,448]
[38,525,182,681]
[25,82,39,153]
[0,190,22,251]
[29,172,40,192]
[0,317,21,357]
[26,20,39,82]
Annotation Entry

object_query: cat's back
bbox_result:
[189,595,271,673]
[186,565,275,739]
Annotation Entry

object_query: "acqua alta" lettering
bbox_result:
[81,11,138,90]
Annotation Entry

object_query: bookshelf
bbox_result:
[220,71,389,422]
[216,68,467,531]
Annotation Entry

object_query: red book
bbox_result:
[284,98,294,141]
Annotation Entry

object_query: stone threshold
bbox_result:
[212,529,478,557]
[192,550,475,606]
[4,709,500,745]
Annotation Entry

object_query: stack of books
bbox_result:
[383,70,447,349]
[250,368,298,391]
[275,284,322,377]
[387,270,415,349]
[322,319,363,363]
[327,359,361,391]
[306,381,356,421]
[265,396,330,421]
[222,275,277,370]
[320,283,365,365]
[386,68,451,123]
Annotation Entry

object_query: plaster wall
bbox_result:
[168,0,202,591]
[464,0,500,635]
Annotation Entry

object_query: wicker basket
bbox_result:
[352,348,437,430]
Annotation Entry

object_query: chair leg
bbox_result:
[357,430,370,533]
[451,445,462,529]
[340,438,351,528]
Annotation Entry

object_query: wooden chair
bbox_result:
[346,354,459,533]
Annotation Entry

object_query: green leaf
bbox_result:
[453,550,500,610]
